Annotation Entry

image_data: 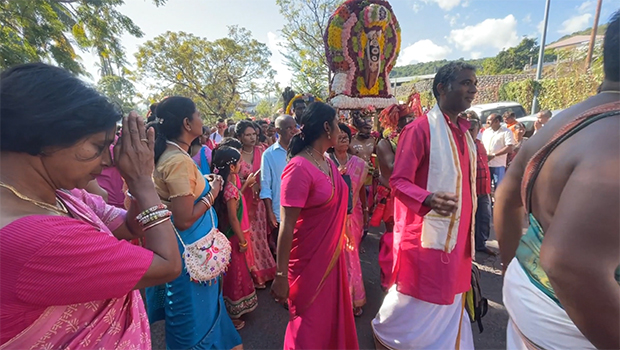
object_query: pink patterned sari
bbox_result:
[239,146,276,284]
[0,189,150,349]
[343,156,368,307]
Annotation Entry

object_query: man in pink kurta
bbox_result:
[372,62,478,350]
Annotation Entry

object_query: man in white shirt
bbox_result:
[482,113,515,188]
[210,118,227,144]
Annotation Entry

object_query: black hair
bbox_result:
[218,137,242,150]
[288,101,337,159]
[217,118,225,124]
[256,120,268,126]
[211,145,241,230]
[432,61,477,99]
[146,103,159,123]
[327,123,352,153]
[224,125,235,138]
[254,122,267,143]
[0,63,121,155]
[235,120,255,139]
[282,87,297,110]
[153,96,197,163]
[604,11,620,82]
[292,98,305,109]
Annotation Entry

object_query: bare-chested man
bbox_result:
[349,112,377,166]
[495,12,619,349]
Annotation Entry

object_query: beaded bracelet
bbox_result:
[138,210,172,227]
[143,217,171,231]
[136,204,167,222]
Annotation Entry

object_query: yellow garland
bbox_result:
[285,94,324,115]
[328,25,343,50]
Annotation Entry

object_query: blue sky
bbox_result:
[80,0,618,88]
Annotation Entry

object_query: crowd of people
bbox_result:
[0,10,618,350]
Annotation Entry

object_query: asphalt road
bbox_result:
[152,226,509,350]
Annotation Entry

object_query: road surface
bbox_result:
[152,227,509,349]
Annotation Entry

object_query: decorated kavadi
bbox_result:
[324,0,401,110]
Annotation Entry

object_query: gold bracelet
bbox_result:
[143,217,171,231]
[200,197,211,209]
[239,240,248,248]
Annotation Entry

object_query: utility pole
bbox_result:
[585,0,603,70]
[531,0,551,115]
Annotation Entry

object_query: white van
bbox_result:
[468,102,527,125]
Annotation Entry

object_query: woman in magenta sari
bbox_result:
[271,102,359,350]
[236,120,276,288]
[328,123,369,316]
[0,63,182,348]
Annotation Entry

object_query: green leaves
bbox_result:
[0,0,151,76]
[134,28,276,125]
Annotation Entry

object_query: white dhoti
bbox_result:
[371,286,474,350]
[503,258,595,349]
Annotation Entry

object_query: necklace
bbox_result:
[0,182,68,215]
[166,140,190,156]
[306,147,332,181]
[242,148,254,155]
[330,152,350,168]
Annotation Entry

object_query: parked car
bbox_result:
[516,109,563,138]
[468,102,527,125]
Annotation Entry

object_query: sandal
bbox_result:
[354,307,363,317]
[232,319,245,330]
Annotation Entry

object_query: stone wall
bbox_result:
[394,73,536,104]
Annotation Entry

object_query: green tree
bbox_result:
[96,74,139,113]
[482,38,539,75]
[134,27,276,123]
[0,0,163,76]
[255,99,278,119]
[276,0,341,98]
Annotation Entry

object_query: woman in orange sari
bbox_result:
[271,102,359,350]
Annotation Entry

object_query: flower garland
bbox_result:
[324,0,401,110]
[284,93,323,115]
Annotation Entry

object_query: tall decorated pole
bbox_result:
[323,0,401,111]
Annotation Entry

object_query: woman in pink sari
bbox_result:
[236,120,277,288]
[271,102,359,350]
[329,123,369,316]
[0,63,183,349]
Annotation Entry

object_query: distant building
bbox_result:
[545,35,604,50]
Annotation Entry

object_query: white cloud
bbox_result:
[449,15,520,52]
[537,20,545,35]
[523,14,532,23]
[266,32,292,86]
[461,0,470,7]
[558,13,592,34]
[416,0,461,11]
[412,2,422,13]
[471,51,483,59]
[444,13,460,27]
[578,0,594,13]
[396,39,452,66]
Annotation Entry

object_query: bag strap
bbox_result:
[173,207,217,250]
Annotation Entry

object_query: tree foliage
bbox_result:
[390,59,485,78]
[0,0,162,76]
[481,38,539,75]
[96,74,139,113]
[276,0,341,98]
[134,27,276,124]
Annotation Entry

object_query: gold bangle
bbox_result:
[200,197,211,209]
[143,217,171,231]
[239,240,248,248]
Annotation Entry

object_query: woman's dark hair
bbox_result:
[153,96,197,163]
[0,63,122,155]
[282,87,297,110]
[218,137,242,150]
[327,123,352,154]
[254,122,267,143]
[288,101,337,159]
[146,103,159,123]
[211,145,241,229]
[234,120,255,140]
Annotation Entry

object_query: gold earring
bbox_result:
[328,133,331,139]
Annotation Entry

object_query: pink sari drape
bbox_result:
[239,146,276,284]
[344,156,367,307]
[0,190,150,349]
[283,159,359,350]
